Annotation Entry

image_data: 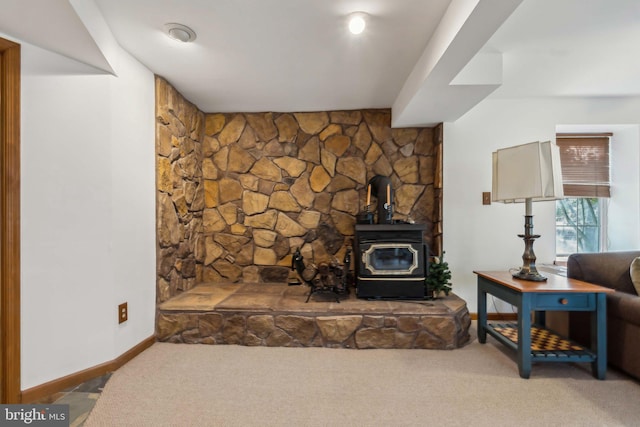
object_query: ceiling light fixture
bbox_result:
[163,23,197,43]
[348,12,367,35]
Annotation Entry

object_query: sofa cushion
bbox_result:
[631,257,640,295]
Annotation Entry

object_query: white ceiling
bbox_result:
[484,0,640,98]
[2,0,640,127]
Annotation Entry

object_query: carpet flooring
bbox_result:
[84,331,640,427]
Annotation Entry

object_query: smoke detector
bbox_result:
[163,23,197,43]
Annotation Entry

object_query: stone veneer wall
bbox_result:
[156,77,205,302]
[156,77,443,302]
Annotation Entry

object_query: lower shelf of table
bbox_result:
[486,322,596,362]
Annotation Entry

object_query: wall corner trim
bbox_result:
[21,336,156,403]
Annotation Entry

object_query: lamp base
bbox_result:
[512,269,547,282]
[513,211,547,282]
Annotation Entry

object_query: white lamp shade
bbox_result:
[492,141,564,203]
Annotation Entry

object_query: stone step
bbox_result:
[157,283,471,349]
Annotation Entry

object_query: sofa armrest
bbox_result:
[567,251,640,295]
[608,291,640,326]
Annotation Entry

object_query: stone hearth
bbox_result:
[157,283,471,349]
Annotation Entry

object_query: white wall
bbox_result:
[608,126,640,250]
[444,97,640,313]
[20,41,156,389]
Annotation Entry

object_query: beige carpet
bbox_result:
[84,334,640,427]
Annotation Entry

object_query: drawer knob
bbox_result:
[559,298,569,305]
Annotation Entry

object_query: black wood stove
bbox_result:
[354,223,428,299]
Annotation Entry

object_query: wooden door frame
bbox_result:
[0,37,21,403]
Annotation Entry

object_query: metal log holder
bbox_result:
[291,247,352,303]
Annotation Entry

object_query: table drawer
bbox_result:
[534,293,594,310]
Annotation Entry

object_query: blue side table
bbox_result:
[475,271,613,379]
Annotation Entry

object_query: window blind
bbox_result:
[556,135,610,197]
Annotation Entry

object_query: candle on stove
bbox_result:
[366,184,371,207]
[386,184,390,206]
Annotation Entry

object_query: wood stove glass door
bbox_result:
[362,243,419,276]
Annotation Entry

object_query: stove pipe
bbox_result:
[368,175,394,224]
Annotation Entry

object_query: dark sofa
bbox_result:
[566,251,640,381]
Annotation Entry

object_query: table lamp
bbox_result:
[492,141,564,281]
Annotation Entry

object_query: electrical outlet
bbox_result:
[118,302,128,324]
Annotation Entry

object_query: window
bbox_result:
[555,134,611,257]
[556,197,606,255]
